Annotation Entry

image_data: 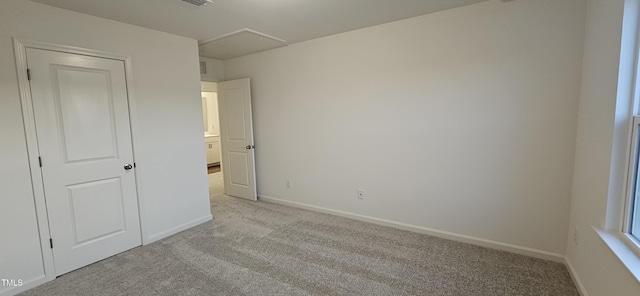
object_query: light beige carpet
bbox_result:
[20,172,578,295]
[208,169,224,197]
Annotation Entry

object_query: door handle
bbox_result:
[245,145,255,150]
[124,164,133,170]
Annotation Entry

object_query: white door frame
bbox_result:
[13,38,146,283]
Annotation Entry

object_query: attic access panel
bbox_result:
[181,0,212,6]
[198,29,287,60]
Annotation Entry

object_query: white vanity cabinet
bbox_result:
[205,136,221,165]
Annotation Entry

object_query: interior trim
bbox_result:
[258,195,565,263]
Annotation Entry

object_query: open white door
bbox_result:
[27,48,141,276]
[218,78,257,201]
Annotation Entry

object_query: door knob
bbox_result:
[124,164,133,170]
[245,145,254,150]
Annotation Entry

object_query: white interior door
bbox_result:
[27,48,142,276]
[218,78,257,201]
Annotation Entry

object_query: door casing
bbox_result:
[13,38,145,283]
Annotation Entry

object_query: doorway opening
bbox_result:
[201,82,224,200]
[202,78,257,201]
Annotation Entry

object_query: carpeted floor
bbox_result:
[208,168,224,197]
[20,172,579,296]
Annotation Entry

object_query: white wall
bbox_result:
[0,0,211,294]
[224,0,585,257]
[566,0,640,295]
[204,93,221,135]
[200,57,224,82]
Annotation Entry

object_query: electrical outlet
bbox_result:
[357,190,364,200]
[573,228,579,246]
[286,179,292,188]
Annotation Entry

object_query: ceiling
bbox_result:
[29,0,488,59]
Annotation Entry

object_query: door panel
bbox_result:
[218,78,256,200]
[27,48,141,276]
[68,178,125,245]
[55,67,117,162]
[228,152,250,186]
[224,90,247,140]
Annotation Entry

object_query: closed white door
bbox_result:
[27,48,141,276]
[218,78,257,201]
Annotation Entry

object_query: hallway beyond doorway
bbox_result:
[207,165,221,174]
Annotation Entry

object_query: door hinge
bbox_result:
[38,156,42,167]
[49,238,53,249]
[133,163,136,168]
[27,68,31,81]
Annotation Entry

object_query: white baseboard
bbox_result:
[144,214,213,244]
[565,256,589,296]
[0,275,47,296]
[259,195,565,263]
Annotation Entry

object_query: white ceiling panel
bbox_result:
[199,29,287,60]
